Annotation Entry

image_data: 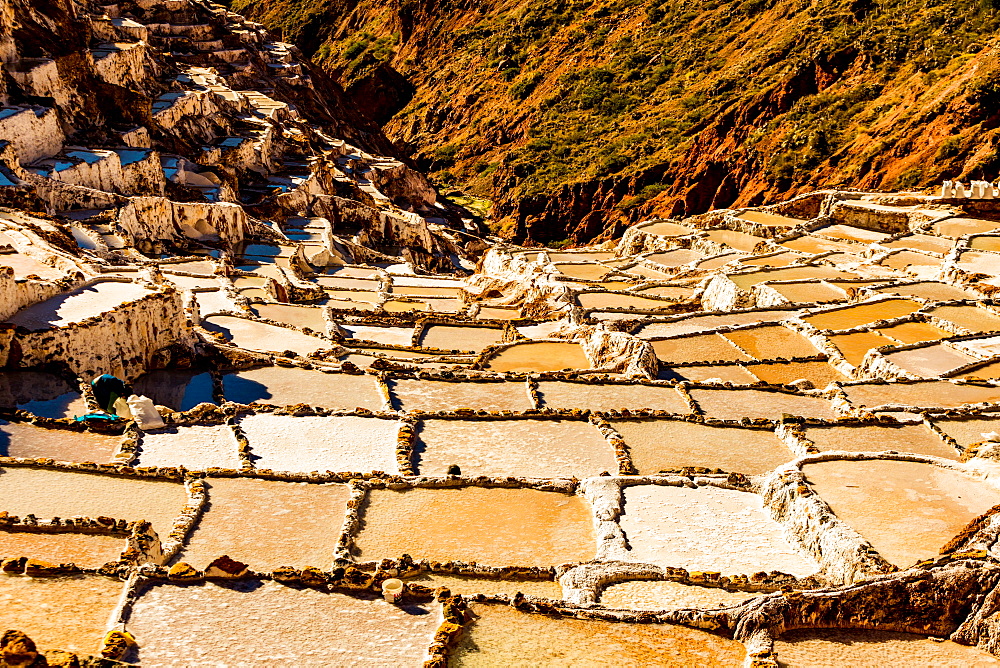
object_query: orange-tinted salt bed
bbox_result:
[635,285,697,299]
[0,574,123,655]
[547,251,618,262]
[418,324,505,351]
[729,266,853,290]
[535,381,690,412]
[0,420,121,462]
[314,276,381,291]
[599,579,759,610]
[884,344,977,377]
[875,320,951,344]
[960,360,1000,379]
[773,629,1000,668]
[0,467,187,538]
[221,366,385,410]
[638,221,694,237]
[815,224,889,243]
[879,250,941,270]
[636,310,797,338]
[651,334,752,364]
[476,306,521,320]
[451,603,745,667]
[844,380,1000,409]
[744,361,846,387]
[688,388,838,420]
[737,210,803,227]
[695,253,741,270]
[175,478,350,570]
[390,285,463,297]
[611,420,792,474]
[413,419,617,478]
[674,364,760,384]
[553,263,610,280]
[804,299,923,330]
[932,217,1000,238]
[971,235,1000,252]
[646,249,704,267]
[931,417,1000,446]
[576,292,682,310]
[0,530,125,568]
[250,302,327,332]
[482,341,591,372]
[388,378,533,411]
[721,325,819,359]
[927,305,1000,333]
[382,299,430,313]
[766,281,847,304]
[321,289,381,304]
[803,424,957,459]
[353,487,595,566]
[829,330,894,366]
[740,251,803,267]
[705,230,766,252]
[801,459,1000,567]
[957,250,1000,275]
[883,234,954,253]
[621,265,676,280]
[780,236,858,254]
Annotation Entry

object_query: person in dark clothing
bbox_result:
[91,374,133,414]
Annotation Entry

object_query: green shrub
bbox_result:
[510,71,544,100]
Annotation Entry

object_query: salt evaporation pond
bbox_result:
[931,416,1000,447]
[651,334,752,364]
[451,603,745,667]
[339,323,413,346]
[535,380,689,412]
[773,629,1000,667]
[874,281,973,301]
[250,302,328,331]
[0,467,186,537]
[688,388,838,420]
[635,310,795,338]
[388,378,532,412]
[884,344,977,377]
[482,341,591,372]
[577,292,684,311]
[0,371,87,418]
[0,575,123,655]
[418,324,505,351]
[829,330,893,366]
[126,580,441,666]
[619,485,819,576]
[201,315,331,355]
[6,280,151,329]
[354,487,595,566]
[674,364,761,384]
[843,380,1000,409]
[0,420,121,462]
[238,414,400,474]
[801,459,1000,567]
[874,320,951,344]
[927,305,1000,333]
[222,366,385,410]
[721,324,819,359]
[136,425,241,470]
[413,419,617,478]
[744,360,846,387]
[176,478,350,570]
[0,530,125,569]
[802,299,923,330]
[802,423,957,459]
[133,369,215,411]
[600,580,758,611]
[612,420,792,474]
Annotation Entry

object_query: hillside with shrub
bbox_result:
[232,0,1000,245]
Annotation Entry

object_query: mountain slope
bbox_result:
[233,0,1000,245]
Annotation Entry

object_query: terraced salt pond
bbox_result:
[744,360,846,387]
[535,380,690,412]
[6,280,151,329]
[883,344,977,377]
[388,378,532,411]
[874,320,951,344]
[773,629,1000,667]
[612,420,792,474]
[0,467,186,537]
[175,478,350,570]
[250,302,328,331]
[843,380,1000,409]
[688,388,838,420]
[353,487,595,566]
[803,299,923,330]
[721,324,819,359]
[0,575,124,655]
[577,292,683,310]
[829,330,893,365]
[802,423,957,459]
[202,315,332,355]
[931,416,1000,447]
[0,420,121,462]
[221,366,384,409]
[635,310,796,338]
[451,603,745,666]
[0,530,125,568]
[599,580,758,611]
[926,304,1000,333]
[136,425,241,469]
[417,324,505,351]
[238,414,400,474]
[619,485,818,576]
[413,419,616,478]
[801,459,1000,567]
[651,334,751,364]
[482,341,591,372]
[0,371,87,418]
[127,580,441,666]
[553,262,610,280]
[402,573,562,599]
[932,217,1000,238]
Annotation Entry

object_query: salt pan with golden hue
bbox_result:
[418,324,505,351]
[651,334,752,364]
[126,580,441,667]
[773,628,1000,667]
[744,361,846,387]
[927,305,1000,333]
[0,575,123,655]
[829,330,894,366]
[875,320,951,344]
[238,414,401,474]
[0,421,121,462]
[884,344,978,377]
[612,420,792,474]
[619,485,819,576]
[600,580,760,611]
[931,417,1000,447]
[403,573,563,599]
[721,325,819,359]
[354,487,595,566]
[802,459,1000,567]
[388,378,532,411]
[250,302,327,331]
[803,299,923,330]
[451,603,745,667]
[843,380,1000,409]
[0,530,125,568]
[176,478,350,570]
[674,364,761,384]
[202,315,331,355]
[802,423,957,459]
[482,341,591,372]
[221,366,384,410]
[413,419,617,478]
[535,381,690,412]
[689,388,838,420]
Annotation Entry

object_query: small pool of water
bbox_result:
[970,235,1000,252]
[737,210,803,227]
[637,221,694,237]
[932,217,1000,238]
[645,249,703,268]
[483,341,591,372]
